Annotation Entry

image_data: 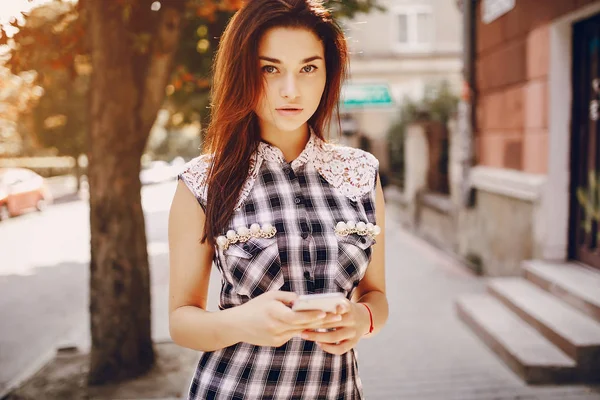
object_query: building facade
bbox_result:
[450,0,600,385]
[338,0,463,176]
[464,0,600,275]
[397,0,600,278]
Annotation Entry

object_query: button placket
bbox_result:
[303,269,314,293]
[287,166,315,293]
[300,220,314,293]
[282,162,297,180]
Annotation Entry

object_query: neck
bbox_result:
[260,123,310,163]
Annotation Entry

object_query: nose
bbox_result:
[280,72,299,100]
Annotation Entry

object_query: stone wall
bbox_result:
[394,115,547,276]
[457,190,536,276]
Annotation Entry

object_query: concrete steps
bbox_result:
[523,260,600,323]
[457,261,600,384]
[488,277,600,382]
[456,295,577,384]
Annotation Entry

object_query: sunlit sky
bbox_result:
[0,0,77,37]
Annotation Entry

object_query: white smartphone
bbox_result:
[291,292,346,313]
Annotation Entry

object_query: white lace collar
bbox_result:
[256,131,320,170]
[179,130,379,211]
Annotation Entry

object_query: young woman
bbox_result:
[168,0,388,398]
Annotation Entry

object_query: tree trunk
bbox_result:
[85,0,184,384]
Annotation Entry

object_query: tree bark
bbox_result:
[85,0,184,384]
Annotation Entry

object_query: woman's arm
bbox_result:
[168,180,243,352]
[352,174,388,337]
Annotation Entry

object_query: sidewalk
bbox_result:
[356,198,600,399]
[5,188,600,399]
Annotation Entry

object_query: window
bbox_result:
[397,14,409,44]
[393,6,434,51]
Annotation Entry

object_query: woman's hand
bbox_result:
[233,291,344,348]
[299,301,371,355]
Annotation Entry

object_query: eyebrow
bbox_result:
[259,56,323,64]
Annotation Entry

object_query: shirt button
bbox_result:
[304,271,312,280]
[242,243,250,251]
[360,237,367,244]
[295,197,302,205]
[301,232,309,239]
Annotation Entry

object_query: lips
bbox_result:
[276,107,303,116]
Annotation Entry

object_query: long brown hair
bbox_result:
[202,0,348,243]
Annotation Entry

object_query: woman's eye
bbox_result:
[262,65,278,74]
[302,65,317,73]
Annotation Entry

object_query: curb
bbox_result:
[0,324,89,400]
[0,345,58,399]
[0,334,176,400]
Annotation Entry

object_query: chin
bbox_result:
[272,117,309,132]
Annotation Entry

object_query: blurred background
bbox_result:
[1,0,600,399]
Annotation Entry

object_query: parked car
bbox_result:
[0,168,53,221]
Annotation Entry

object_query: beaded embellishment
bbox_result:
[334,221,381,240]
[216,223,277,250]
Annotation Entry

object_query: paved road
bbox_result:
[0,182,599,399]
[0,180,200,397]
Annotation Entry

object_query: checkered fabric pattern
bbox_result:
[178,133,379,399]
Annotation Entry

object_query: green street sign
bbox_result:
[340,83,394,109]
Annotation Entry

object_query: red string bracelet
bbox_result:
[360,303,374,335]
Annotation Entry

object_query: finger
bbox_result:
[301,327,353,344]
[284,309,329,325]
[317,341,352,355]
[294,313,343,330]
[280,329,306,342]
[337,301,351,314]
[314,317,350,331]
[271,303,326,325]
[269,290,299,306]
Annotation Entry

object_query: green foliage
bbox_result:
[31,70,89,157]
[387,80,459,185]
[576,170,600,245]
[0,67,45,156]
[421,80,460,125]
[1,1,87,157]
[5,1,84,77]
[387,97,417,184]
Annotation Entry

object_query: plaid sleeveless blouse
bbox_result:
[178,133,380,399]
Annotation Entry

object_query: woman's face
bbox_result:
[255,26,327,133]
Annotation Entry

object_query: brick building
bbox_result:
[470,0,600,272]
[452,0,600,385]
